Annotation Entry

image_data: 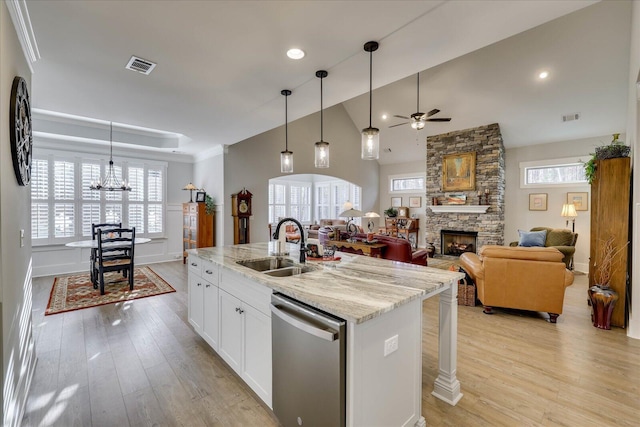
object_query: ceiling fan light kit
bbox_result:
[89,122,132,192]
[390,73,452,129]
[315,70,330,168]
[280,89,293,173]
[362,41,380,160]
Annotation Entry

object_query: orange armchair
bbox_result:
[460,245,574,323]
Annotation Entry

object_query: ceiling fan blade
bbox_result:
[426,109,440,117]
[389,122,409,128]
[393,115,410,120]
[426,117,451,122]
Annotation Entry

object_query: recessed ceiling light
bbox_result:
[287,48,305,60]
[381,114,388,120]
[538,71,549,79]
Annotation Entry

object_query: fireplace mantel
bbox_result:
[429,205,490,214]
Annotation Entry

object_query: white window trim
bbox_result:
[32,150,167,246]
[519,156,590,189]
[389,172,426,193]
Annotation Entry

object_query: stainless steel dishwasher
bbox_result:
[271,293,346,427]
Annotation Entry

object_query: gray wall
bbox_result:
[505,135,609,273]
[1,3,37,425]
[224,103,379,245]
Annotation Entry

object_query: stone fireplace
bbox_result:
[426,123,505,255]
[440,230,478,256]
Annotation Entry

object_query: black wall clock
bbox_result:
[10,76,33,186]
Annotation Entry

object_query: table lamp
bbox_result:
[363,211,381,233]
[183,182,197,202]
[339,205,363,236]
[561,203,577,232]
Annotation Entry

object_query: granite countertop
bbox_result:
[188,242,464,324]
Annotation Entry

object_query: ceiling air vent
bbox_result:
[125,55,156,75]
[562,112,580,122]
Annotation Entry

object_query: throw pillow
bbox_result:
[518,229,547,247]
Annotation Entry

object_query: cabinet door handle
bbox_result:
[197,282,202,287]
[191,262,198,267]
[205,269,213,275]
[206,284,211,288]
[238,308,244,314]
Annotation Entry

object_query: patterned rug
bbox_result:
[45,266,176,315]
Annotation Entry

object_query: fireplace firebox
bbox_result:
[440,230,478,256]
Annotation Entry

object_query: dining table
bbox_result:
[65,237,151,249]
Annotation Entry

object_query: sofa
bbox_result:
[510,227,578,269]
[336,233,429,266]
[307,219,348,240]
[459,245,574,323]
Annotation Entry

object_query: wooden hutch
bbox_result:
[183,202,215,263]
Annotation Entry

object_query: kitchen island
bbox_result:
[187,242,463,427]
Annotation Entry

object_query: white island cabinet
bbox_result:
[188,257,219,350]
[187,242,463,427]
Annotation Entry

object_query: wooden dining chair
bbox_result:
[90,222,122,285]
[93,227,135,295]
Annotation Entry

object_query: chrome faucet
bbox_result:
[273,218,306,263]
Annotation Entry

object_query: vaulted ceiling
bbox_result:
[25,0,629,164]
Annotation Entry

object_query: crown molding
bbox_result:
[5,0,40,73]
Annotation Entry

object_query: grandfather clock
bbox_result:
[232,188,252,244]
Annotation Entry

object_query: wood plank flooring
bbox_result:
[23,262,640,426]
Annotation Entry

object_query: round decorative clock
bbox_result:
[10,76,33,186]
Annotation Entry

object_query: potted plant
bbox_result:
[205,195,215,216]
[583,133,630,184]
[384,207,397,218]
[588,236,628,329]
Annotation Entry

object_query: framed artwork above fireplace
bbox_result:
[443,152,476,191]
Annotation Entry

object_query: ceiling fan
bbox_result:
[389,73,451,130]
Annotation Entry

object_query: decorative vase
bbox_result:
[588,285,619,330]
[426,242,436,258]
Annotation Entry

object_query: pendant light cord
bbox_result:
[285,94,288,151]
[368,49,373,128]
[320,75,324,141]
[109,122,113,162]
[416,73,420,113]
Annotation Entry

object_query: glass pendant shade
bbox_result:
[361,127,380,160]
[280,150,293,173]
[315,141,330,168]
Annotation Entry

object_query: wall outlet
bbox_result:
[384,334,399,357]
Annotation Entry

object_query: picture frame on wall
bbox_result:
[391,197,402,207]
[409,197,421,208]
[567,192,588,211]
[195,191,206,203]
[442,151,476,191]
[529,193,547,211]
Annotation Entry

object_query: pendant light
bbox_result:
[314,70,330,168]
[280,89,293,173]
[89,122,131,191]
[362,41,380,160]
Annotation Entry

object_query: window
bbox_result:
[520,157,588,188]
[31,151,166,245]
[389,173,425,193]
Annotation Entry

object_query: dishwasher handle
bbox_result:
[271,304,339,342]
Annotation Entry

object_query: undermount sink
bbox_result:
[237,257,317,277]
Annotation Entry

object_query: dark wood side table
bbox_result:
[327,240,387,258]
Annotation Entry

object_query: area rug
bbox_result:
[45,266,175,315]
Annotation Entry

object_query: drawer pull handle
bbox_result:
[197,283,202,287]
[206,284,211,288]
[205,270,213,274]
[191,262,198,267]
[238,308,244,314]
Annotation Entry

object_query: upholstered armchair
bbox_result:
[510,227,578,268]
[460,245,574,323]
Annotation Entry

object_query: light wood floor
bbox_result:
[23,262,640,426]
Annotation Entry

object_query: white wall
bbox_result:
[223,103,379,246]
[1,3,37,425]
[194,151,224,247]
[379,160,426,248]
[627,0,640,339]
[504,136,613,273]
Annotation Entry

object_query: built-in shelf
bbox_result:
[429,205,490,214]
